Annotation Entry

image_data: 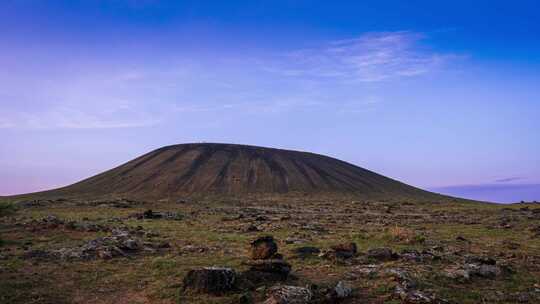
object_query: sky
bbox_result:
[1,0,539,203]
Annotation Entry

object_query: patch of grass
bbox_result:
[151,256,180,277]
[387,225,425,244]
[373,282,396,295]
[3,257,25,271]
[0,201,16,217]
[0,274,71,304]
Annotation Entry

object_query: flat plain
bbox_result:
[1,194,539,304]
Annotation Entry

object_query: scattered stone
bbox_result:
[292,246,320,259]
[329,281,352,300]
[388,268,446,303]
[250,236,278,260]
[65,220,109,232]
[245,259,291,279]
[472,264,502,279]
[325,242,357,259]
[131,209,183,220]
[18,199,69,208]
[182,267,236,294]
[299,224,328,234]
[29,215,64,229]
[455,235,469,242]
[88,198,145,208]
[465,255,496,266]
[244,224,260,232]
[180,245,209,254]
[284,237,305,245]
[240,236,292,286]
[399,249,439,262]
[263,285,312,304]
[395,286,441,303]
[255,215,270,221]
[386,268,417,290]
[445,256,504,281]
[366,247,397,261]
[23,249,50,260]
[121,239,139,250]
[349,264,380,278]
[25,227,166,260]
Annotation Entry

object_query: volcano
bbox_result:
[24,143,446,200]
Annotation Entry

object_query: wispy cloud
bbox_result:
[0,121,15,129]
[495,177,524,183]
[173,97,323,115]
[1,32,453,131]
[0,106,160,130]
[263,31,460,82]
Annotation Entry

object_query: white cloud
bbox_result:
[264,31,459,82]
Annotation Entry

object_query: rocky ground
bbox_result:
[1,196,540,303]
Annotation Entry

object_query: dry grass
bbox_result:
[387,225,425,244]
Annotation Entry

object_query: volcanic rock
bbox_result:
[250,236,278,260]
[292,246,321,259]
[366,247,398,261]
[328,242,357,259]
[263,285,312,304]
[182,267,236,294]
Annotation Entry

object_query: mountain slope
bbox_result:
[17,143,447,200]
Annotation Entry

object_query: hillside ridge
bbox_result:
[8,143,449,201]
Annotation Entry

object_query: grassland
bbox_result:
[1,196,539,303]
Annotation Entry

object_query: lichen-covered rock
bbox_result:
[121,239,139,250]
[334,281,352,299]
[25,227,166,261]
[263,285,312,304]
[130,209,183,220]
[399,249,439,262]
[469,264,502,279]
[182,267,236,294]
[445,256,504,281]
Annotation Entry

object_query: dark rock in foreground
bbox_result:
[183,267,236,295]
[245,259,292,279]
[292,246,321,259]
[263,285,312,304]
[250,236,278,260]
[366,247,398,261]
[326,242,357,259]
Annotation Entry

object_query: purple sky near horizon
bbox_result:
[1,1,539,203]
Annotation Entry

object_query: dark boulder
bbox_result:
[182,267,236,294]
[143,209,159,219]
[465,255,496,265]
[292,246,320,259]
[247,259,291,278]
[366,247,398,261]
[330,242,357,259]
[250,236,278,260]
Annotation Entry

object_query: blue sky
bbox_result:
[1,1,539,202]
